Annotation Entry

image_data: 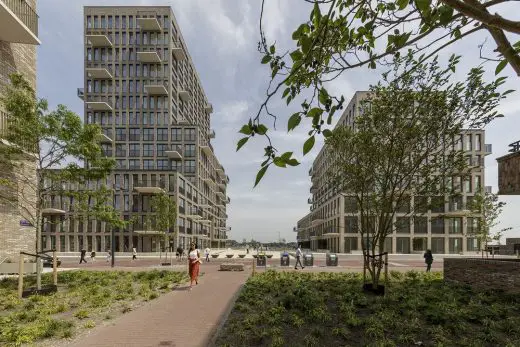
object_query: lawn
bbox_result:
[216,270,520,347]
[0,270,188,346]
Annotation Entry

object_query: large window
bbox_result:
[185,144,195,157]
[447,217,462,234]
[143,128,154,141]
[157,160,169,171]
[171,128,182,141]
[143,160,154,170]
[431,217,445,234]
[143,144,153,157]
[413,237,427,252]
[184,160,196,174]
[344,217,358,234]
[129,128,140,141]
[157,128,168,141]
[129,144,140,157]
[129,160,140,170]
[157,144,167,157]
[396,217,410,233]
[115,128,126,141]
[184,128,196,141]
[413,217,427,233]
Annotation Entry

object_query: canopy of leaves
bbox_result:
[150,192,177,236]
[239,0,518,185]
[466,191,506,249]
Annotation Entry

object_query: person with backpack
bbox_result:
[424,249,434,272]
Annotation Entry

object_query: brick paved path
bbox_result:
[69,266,249,347]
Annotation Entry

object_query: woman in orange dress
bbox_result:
[188,242,201,290]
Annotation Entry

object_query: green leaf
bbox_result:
[239,125,252,135]
[254,165,269,187]
[273,157,287,168]
[269,44,275,54]
[438,5,454,26]
[303,136,315,155]
[415,0,430,12]
[288,113,302,132]
[236,137,249,151]
[322,129,333,138]
[307,107,323,118]
[301,36,312,54]
[271,66,279,79]
[495,59,508,75]
[287,159,300,167]
[397,0,409,10]
[281,151,293,161]
[282,88,290,98]
[257,124,268,135]
[261,55,272,64]
[290,50,303,62]
[319,88,329,105]
[503,89,515,96]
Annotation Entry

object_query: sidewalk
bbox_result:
[69,266,249,347]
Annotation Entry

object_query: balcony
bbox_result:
[144,84,168,95]
[97,133,112,143]
[86,34,112,47]
[309,167,313,176]
[86,101,112,111]
[226,196,231,204]
[485,144,492,156]
[41,203,66,216]
[217,181,226,190]
[137,51,161,63]
[311,218,324,226]
[86,68,113,79]
[208,129,216,139]
[310,184,317,193]
[198,204,211,209]
[308,197,313,204]
[132,226,164,235]
[133,181,166,194]
[179,89,191,102]
[201,145,212,157]
[172,41,186,61]
[77,88,84,100]
[445,203,470,217]
[205,103,213,113]
[216,191,225,200]
[165,148,182,160]
[0,0,39,44]
[485,186,492,194]
[136,17,161,31]
[216,168,225,178]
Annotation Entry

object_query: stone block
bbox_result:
[220,263,244,271]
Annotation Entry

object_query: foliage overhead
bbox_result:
[239,0,518,185]
[324,54,509,287]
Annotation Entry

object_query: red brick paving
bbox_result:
[68,265,248,347]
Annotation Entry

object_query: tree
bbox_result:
[467,191,507,258]
[237,0,518,184]
[0,74,116,289]
[324,54,508,289]
[150,192,177,263]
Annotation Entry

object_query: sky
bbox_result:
[36,0,520,243]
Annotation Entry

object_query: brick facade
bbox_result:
[444,258,520,294]
[497,152,520,195]
[0,0,38,261]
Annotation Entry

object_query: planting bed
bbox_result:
[215,270,520,347]
[0,270,187,346]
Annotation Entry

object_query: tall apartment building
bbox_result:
[0,0,40,260]
[40,6,229,253]
[295,91,492,254]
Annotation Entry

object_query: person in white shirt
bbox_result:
[295,245,305,270]
[204,247,211,262]
[132,247,137,260]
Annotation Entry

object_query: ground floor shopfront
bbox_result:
[307,235,481,254]
[41,232,216,253]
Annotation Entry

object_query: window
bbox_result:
[184,128,196,141]
[157,144,167,157]
[87,15,92,29]
[172,160,182,172]
[128,15,133,28]
[431,217,445,234]
[143,128,154,141]
[122,15,127,29]
[129,128,140,141]
[87,48,92,61]
[171,128,182,141]
[143,144,153,157]
[157,128,168,141]
[157,160,169,170]
[107,15,113,28]
[143,160,154,170]
[475,134,482,151]
[101,16,106,28]
[116,159,127,169]
[184,160,196,174]
[413,237,427,251]
[129,144,140,157]
[185,144,195,157]
[448,218,462,234]
[344,217,358,233]
[396,217,411,233]
[115,144,126,157]
[93,15,99,28]
[413,217,427,233]
[115,16,120,28]
[129,159,140,169]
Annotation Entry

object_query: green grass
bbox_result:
[0,270,187,346]
[216,270,520,347]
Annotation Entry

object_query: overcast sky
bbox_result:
[37,0,520,243]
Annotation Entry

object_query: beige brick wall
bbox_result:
[0,0,38,261]
[444,258,520,294]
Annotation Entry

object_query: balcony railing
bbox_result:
[485,144,492,155]
[3,0,39,37]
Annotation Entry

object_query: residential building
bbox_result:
[295,91,492,254]
[0,0,40,260]
[497,140,520,195]
[41,6,229,253]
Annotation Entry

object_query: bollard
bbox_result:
[53,251,58,286]
[18,253,24,299]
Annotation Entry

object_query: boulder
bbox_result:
[220,263,244,271]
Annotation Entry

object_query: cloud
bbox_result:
[215,100,249,124]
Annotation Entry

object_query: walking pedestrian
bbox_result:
[132,247,137,260]
[204,247,210,262]
[424,249,433,272]
[90,250,96,262]
[294,245,305,270]
[79,249,87,264]
[106,249,111,263]
[188,242,201,290]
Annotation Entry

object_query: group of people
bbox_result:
[79,247,138,264]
